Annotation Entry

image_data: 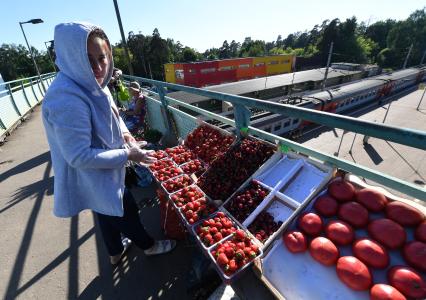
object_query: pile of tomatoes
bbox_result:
[283,179,426,299]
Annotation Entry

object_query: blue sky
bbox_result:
[1,0,425,53]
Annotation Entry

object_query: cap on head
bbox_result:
[129,81,141,92]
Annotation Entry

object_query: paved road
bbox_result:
[0,107,194,300]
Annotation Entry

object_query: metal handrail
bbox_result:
[0,72,56,88]
[125,75,426,151]
[126,75,426,201]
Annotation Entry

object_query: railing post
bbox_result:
[334,130,347,157]
[233,103,251,137]
[157,85,178,146]
[36,78,45,97]
[0,117,6,130]
[20,81,32,109]
[29,79,40,102]
[417,85,426,111]
[7,84,22,117]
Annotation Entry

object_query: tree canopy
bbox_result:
[1,7,425,82]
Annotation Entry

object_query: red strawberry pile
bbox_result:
[281,179,426,299]
[170,185,204,207]
[151,150,168,160]
[165,145,188,156]
[225,181,270,223]
[185,125,235,164]
[181,198,217,225]
[149,159,175,172]
[248,211,283,243]
[170,151,196,165]
[162,174,193,193]
[195,211,238,247]
[211,229,261,276]
[198,138,275,200]
[181,159,206,176]
[153,166,183,182]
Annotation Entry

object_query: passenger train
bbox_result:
[213,66,426,137]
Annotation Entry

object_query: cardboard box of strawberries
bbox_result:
[258,173,426,300]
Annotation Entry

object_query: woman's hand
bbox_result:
[126,147,156,164]
[123,132,136,144]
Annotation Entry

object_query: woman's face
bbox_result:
[87,36,110,85]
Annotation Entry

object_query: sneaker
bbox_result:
[144,240,176,256]
[110,238,132,265]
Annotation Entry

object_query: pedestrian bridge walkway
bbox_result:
[0,73,425,299]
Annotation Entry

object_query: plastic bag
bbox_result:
[117,80,130,104]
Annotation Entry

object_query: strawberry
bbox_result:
[214,232,223,242]
[228,259,238,273]
[250,244,259,253]
[217,253,229,266]
[217,211,225,218]
[249,250,257,259]
[224,247,235,258]
[235,249,245,261]
[235,229,246,240]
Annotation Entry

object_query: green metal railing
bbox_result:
[124,75,426,201]
[1,71,424,200]
[0,72,56,137]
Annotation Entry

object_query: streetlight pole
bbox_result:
[321,41,334,91]
[113,0,134,75]
[44,40,56,72]
[19,18,46,92]
[402,43,413,69]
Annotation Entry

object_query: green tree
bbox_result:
[219,40,231,59]
[240,37,266,57]
[182,47,198,62]
[112,47,131,73]
[0,44,52,81]
[229,40,240,57]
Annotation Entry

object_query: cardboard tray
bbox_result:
[244,152,334,251]
[256,174,426,300]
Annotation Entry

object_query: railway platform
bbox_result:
[300,87,426,201]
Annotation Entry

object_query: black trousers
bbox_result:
[95,189,155,256]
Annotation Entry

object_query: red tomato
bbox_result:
[283,231,308,253]
[328,179,355,202]
[309,237,339,266]
[368,218,406,249]
[338,201,369,228]
[355,188,388,212]
[370,284,406,300]
[415,220,426,242]
[325,220,354,246]
[314,195,339,217]
[385,201,424,227]
[336,256,372,291]
[402,241,426,272]
[298,213,323,236]
[352,238,389,269]
[388,266,426,299]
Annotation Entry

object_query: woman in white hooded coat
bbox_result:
[42,22,175,265]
